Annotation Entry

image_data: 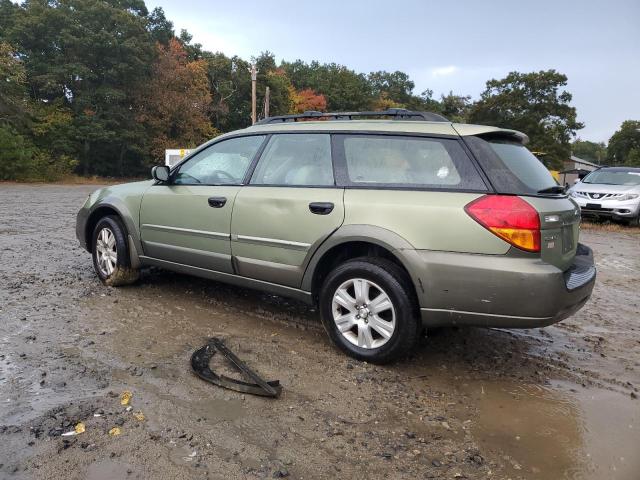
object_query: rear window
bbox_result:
[337,135,487,190]
[466,136,558,195]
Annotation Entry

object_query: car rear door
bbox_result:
[139,135,266,273]
[230,133,344,287]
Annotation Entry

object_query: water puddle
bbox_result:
[458,380,639,479]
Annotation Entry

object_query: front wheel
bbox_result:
[92,215,139,286]
[319,257,420,364]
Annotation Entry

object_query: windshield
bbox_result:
[582,169,640,186]
[467,136,559,195]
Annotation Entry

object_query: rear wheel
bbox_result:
[319,257,420,363]
[92,216,139,286]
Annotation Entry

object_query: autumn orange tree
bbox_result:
[137,38,218,163]
[288,87,327,113]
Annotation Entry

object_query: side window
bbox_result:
[339,135,487,190]
[250,134,334,186]
[173,135,265,185]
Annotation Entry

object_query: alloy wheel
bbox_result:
[96,227,117,277]
[331,278,396,349]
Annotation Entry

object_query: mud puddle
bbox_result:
[446,377,640,479]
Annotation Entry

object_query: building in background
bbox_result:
[165,149,193,168]
[560,156,600,186]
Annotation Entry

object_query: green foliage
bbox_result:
[282,60,373,111]
[0,41,30,128]
[607,120,640,166]
[2,0,159,176]
[468,70,584,170]
[367,71,415,106]
[0,1,596,180]
[0,124,38,180]
[626,148,640,167]
[147,7,174,45]
[0,124,77,181]
[439,92,472,123]
[571,139,606,164]
[204,52,252,132]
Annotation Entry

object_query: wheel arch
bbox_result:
[85,199,142,268]
[302,225,422,305]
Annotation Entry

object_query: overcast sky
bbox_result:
[148,0,639,142]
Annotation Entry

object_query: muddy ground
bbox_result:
[0,183,638,480]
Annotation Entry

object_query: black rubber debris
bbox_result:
[191,337,282,398]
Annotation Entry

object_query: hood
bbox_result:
[89,179,154,207]
[569,182,640,195]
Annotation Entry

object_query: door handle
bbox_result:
[208,196,227,208]
[309,202,334,215]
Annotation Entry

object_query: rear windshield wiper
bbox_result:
[537,185,566,195]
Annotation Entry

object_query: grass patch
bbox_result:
[581,220,640,234]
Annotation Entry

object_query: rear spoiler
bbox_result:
[452,124,529,145]
[474,130,530,145]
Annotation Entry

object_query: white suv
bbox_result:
[569,167,640,226]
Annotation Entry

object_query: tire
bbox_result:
[319,257,420,364]
[626,215,640,227]
[91,215,139,286]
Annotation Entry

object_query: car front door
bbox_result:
[230,133,344,287]
[139,135,266,273]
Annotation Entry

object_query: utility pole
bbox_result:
[250,64,257,125]
[264,86,270,119]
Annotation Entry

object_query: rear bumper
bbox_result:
[409,244,596,328]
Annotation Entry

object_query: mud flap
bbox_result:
[191,338,282,398]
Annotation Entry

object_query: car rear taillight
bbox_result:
[464,195,540,252]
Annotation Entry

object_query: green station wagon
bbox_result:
[76,109,596,363]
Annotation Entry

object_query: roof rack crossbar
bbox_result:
[255,108,449,125]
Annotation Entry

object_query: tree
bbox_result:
[204,52,252,132]
[367,70,415,106]
[253,52,292,118]
[0,42,29,127]
[0,41,76,180]
[571,139,606,164]
[137,39,217,163]
[178,29,204,60]
[0,124,39,180]
[289,87,327,113]
[607,120,640,166]
[282,60,373,111]
[626,148,640,167]
[5,0,157,176]
[439,92,472,123]
[147,7,174,45]
[468,70,583,170]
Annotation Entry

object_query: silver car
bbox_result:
[569,167,640,226]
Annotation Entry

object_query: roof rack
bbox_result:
[255,108,449,125]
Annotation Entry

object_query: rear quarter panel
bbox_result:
[343,189,510,254]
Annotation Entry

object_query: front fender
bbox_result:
[78,181,152,261]
[88,195,143,256]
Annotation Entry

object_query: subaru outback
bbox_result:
[76,109,596,363]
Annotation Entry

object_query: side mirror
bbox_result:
[152,165,170,183]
